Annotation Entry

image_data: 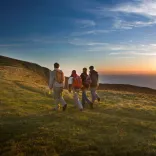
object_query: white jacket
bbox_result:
[68,77,73,85]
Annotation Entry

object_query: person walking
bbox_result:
[49,63,67,111]
[80,68,93,108]
[68,70,83,111]
[89,66,100,104]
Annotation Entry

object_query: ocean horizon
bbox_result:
[99,74,156,90]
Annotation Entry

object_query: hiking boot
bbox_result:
[52,108,57,111]
[62,104,67,111]
[97,98,101,102]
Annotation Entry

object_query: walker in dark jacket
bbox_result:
[89,66,100,103]
[80,68,93,108]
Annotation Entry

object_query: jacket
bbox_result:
[90,70,99,87]
[80,73,89,89]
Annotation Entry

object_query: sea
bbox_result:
[99,74,156,90]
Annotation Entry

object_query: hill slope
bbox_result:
[0,55,50,85]
[0,55,156,156]
[1,55,156,94]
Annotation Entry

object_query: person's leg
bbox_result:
[84,90,92,104]
[92,87,100,102]
[76,90,83,110]
[74,90,83,110]
[83,90,93,108]
[95,91,100,102]
[60,97,66,105]
[53,87,67,111]
[82,90,86,108]
[73,91,78,107]
[78,100,83,110]
[53,87,60,110]
[58,88,67,106]
[57,87,67,111]
[90,87,97,103]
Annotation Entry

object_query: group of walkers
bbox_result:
[49,63,100,111]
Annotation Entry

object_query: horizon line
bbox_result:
[1,55,156,75]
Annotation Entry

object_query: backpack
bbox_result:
[90,71,98,87]
[83,75,92,88]
[55,70,64,84]
[72,76,82,89]
[86,75,92,85]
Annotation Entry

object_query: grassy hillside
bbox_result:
[1,58,156,155]
[0,55,50,84]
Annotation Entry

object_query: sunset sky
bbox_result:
[1,0,156,76]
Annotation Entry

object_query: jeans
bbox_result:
[90,87,100,103]
[82,90,91,107]
[73,89,83,109]
[53,87,66,110]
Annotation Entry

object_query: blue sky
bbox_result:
[1,0,156,75]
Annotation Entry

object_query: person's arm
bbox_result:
[49,71,55,89]
[80,74,82,79]
[80,74,84,89]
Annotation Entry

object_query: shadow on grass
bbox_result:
[1,110,156,156]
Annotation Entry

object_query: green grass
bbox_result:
[1,71,156,156]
